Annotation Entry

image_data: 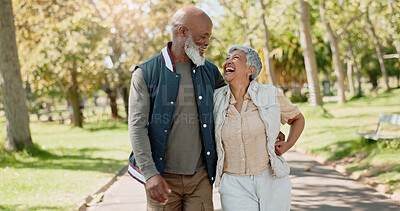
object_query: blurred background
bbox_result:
[0,0,399,210]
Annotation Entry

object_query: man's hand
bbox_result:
[145,174,171,205]
[275,131,288,156]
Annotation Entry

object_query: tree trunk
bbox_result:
[259,0,276,86]
[347,61,355,96]
[366,9,390,91]
[67,62,82,127]
[298,0,323,107]
[121,87,129,118]
[106,87,120,119]
[397,74,400,88]
[388,0,400,63]
[394,40,400,63]
[349,44,362,96]
[0,0,33,151]
[367,72,378,90]
[320,2,346,104]
[368,29,390,90]
[108,38,122,120]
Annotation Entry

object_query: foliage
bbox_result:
[212,0,334,95]
[14,0,108,101]
[12,0,194,123]
[289,92,308,103]
[9,0,400,109]
[91,0,193,90]
[272,33,306,90]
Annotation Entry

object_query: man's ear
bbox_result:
[178,26,188,37]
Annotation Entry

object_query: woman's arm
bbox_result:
[275,113,305,156]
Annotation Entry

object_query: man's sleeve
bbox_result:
[128,68,159,180]
[215,69,227,89]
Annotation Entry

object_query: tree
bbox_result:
[298,0,323,106]
[217,0,293,86]
[0,0,33,150]
[345,59,355,95]
[273,33,308,96]
[259,0,277,85]
[91,0,193,119]
[387,0,400,62]
[319,0,347,104]
[345,34,362,96]
[366,2,390,91]
[14,0,109,127]
[90,0,133,119]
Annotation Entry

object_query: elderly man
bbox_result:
[128,6,225,210]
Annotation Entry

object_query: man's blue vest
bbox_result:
[129,43,222,184]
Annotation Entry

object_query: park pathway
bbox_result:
[89,150,400,211]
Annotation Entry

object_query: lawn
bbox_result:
[0,118,131,210]
[287,88,400,197]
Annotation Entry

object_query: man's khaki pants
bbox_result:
[146,168,213,211]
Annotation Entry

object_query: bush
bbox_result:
[290,92,308,103]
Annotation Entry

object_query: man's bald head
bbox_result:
[171,6,212,39]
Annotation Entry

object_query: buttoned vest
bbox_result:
[129,43,221,184]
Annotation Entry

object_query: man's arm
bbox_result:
[215,70,227,89]
[128,68,171,205]
[128,68,158,180]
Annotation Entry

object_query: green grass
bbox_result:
[287,88,400,196]
[0,118,131,210]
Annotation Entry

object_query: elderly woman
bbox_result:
[213,45,305,210]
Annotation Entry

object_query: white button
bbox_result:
[175,75,178,78]
[211,177,214,180]
[170,101,174,104]
[242,158,245,161]
[193,70,195,73]
[203,124,207,128]
[164,130,167,133]
[160,158,163,160]
[198,96,203,100]
[207,151,210,155]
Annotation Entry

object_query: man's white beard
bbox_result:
[184,36,206,66]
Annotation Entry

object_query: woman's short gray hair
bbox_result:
[228,45,262,81]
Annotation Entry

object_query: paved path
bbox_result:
[90,150,400,211]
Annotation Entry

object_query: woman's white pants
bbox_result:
[218,168,291,211]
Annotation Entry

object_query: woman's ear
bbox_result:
[248,66,255,76]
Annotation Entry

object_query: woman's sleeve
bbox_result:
[277,91,301,124]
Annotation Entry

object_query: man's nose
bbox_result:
[204,38,210,47]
